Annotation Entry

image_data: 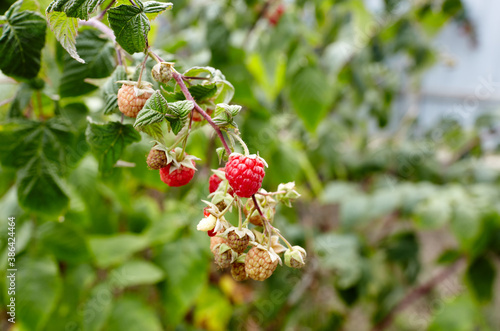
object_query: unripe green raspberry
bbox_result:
[151,62,174,84]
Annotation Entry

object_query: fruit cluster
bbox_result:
[115,60,305,281]
[199,154,305,281]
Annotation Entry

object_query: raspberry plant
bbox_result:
[2,0,499,330]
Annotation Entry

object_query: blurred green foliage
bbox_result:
[1,0,500,330]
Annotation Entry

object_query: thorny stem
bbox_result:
[36,91,43,119]
[128,0,138,7]
[229,131,249,156]
[183,76,210,81]
[136,53,149,86]
[78,19,115,42]
[147,49,232,156]
[252,194,293,250]
[98,0,116,20]
[171,70,232,156]
[237,197,243,230]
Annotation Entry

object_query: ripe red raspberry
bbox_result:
[209,168,225,193]
[117,84,152,118]
[225,154,266,198]
[227,230,250,254]
[147,148,168,170]
[231,262,248,281]
[203,207,211,218]
[159,160,196,187]
[245,247,278,281]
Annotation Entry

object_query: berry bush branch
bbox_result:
[371,257,465,331]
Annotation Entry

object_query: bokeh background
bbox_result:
[1,0,500,330]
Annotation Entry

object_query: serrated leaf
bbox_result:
[17,156,70,216]
[289,66,332,132]
[174,84,217,102]
[0,1,47,79]
[8,82,33,118]
[60,29,115,97]
[108,4,150,54]
[37,221,91,263]
[213,103,241,129]
[46,11,82,63]
[102,65,127,114]
[214,79,234,104]
[166,100,193,135]
[46,0,105,20]
[135,122,164,141]
[86,121,141,174]
[143,1,172,21]
[134,90,168,127]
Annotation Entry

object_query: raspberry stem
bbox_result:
[252,195,293,250]
[228,131,249,156]
[171,70,232,156]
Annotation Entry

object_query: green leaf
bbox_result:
[212,103,241,129]
[0,118,74,216]
[37,221,91,263]
[0,1,47,79]
[17,255,62,331]
[46,0,105,20]
[466,257,495,302]
[46,11,82,63]
[143,1,173,21]
[102,65,128,114]
[314,234,362,289]
[86,121,141,174]
[88,233,149,268]
[289,66,332,132]
[106,296,163,331]
[428,293,485,331]
[414,197,450,229]
[109,260,165,287]
[7,82,33,118]
[166,100,193,135]
[134,90,169,127]
[82,283,113,331]
[17,156,70,216]
[108,4,150,54]
[156,237,209,326]
[60,29,115,97]
[174,84,217,102]
[194,286,232,331]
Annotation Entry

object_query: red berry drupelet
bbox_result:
[225,153,266,198]
[160,161,195,187]
[209,168,225,193]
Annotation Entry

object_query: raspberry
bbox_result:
[213,244,235,269]
[209,168,225,193]
[151,62,174,84]
[289,251,306,268]
[227,230,250,254]
[159,160,196,187]
[147,148,168,170]
[117,84,152,118]
[243,199,263,226]
[210,236,226,253]
[245,247,278,281]
[207,228,217,237]
[203,207,211,218]
[231,262,248,281]
[225,153,266,198]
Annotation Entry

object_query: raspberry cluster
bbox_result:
[116,65,305,283]
[198,156,305,281]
